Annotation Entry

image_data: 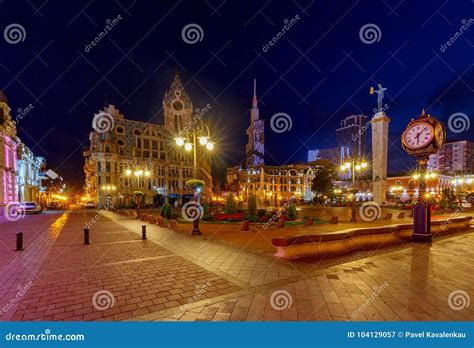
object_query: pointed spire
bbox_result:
[252,79,257,108]
[163,69,192,108]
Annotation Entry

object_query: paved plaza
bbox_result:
[0,209,473,321]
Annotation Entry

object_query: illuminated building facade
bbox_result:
[226,164,316,206]
[0,91,18,207]
[84,72,212,207]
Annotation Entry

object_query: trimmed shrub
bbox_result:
[257,209,267,217]
[202,214,214,221]
[160,204,172,219]
[287,204,298,221]
[202,203,209,217]
[225,194,237,214]
[247,195,257,216]
[244,214,258,223]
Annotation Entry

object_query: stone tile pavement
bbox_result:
[0,209,473,321]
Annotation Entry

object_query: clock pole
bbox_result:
[412,157,432,242]
[401,110,446,243]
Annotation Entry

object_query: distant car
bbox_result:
[46,202,62,210]
[84,202,96,209]
[19,202,42,214]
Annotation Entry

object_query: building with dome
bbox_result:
[83,72,212,208]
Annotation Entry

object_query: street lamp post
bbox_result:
[125,167,151,217]
[340,159,368,222]
[101,185,117,209]
[174,122,215,236]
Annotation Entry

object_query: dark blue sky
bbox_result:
[0,0,473,187]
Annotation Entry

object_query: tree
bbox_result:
[225,193,237,213]
[310,159,337,201]
[287,203,298,220]
[247,195,257,216]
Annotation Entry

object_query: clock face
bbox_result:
[435,122,445,147]
[403,122,434,149]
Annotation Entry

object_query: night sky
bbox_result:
[0,0,473,189]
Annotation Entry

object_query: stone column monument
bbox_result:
[370,84,390,204]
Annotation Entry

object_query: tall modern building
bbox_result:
[84,72,212,208]
[228,80,317,205]
[428,140,474,174]
[336,114,368,158]
[245,79,264,167]
[307,146,349,165]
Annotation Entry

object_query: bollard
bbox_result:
[84,228,90,245]
[350,206,357,222]
[15,232,23,251]
[142,225,147,240]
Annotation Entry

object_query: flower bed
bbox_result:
[214,212,244,221]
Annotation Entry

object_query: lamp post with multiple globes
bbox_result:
[339,159,368,222]
[125,167,151,217]
[174,123,215,236]
[100,184,116,209]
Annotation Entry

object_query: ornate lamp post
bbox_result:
[101,184,116,208]
[125,167,151,217]
[175,122,215,236]
[340,159,368,222]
